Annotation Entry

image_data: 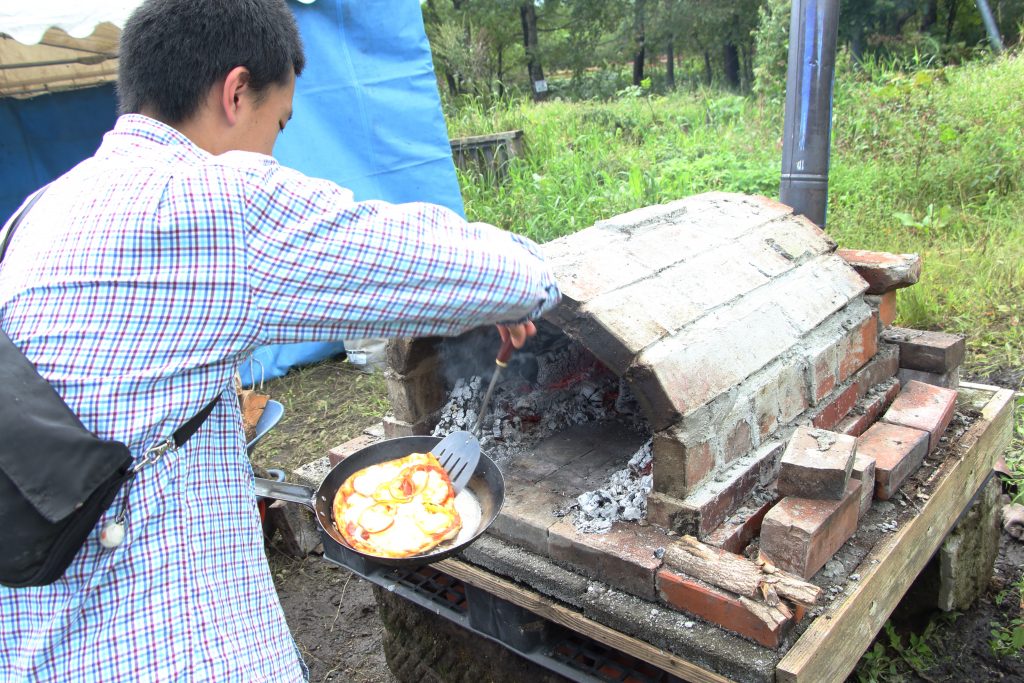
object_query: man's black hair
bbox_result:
[118,0,305,123]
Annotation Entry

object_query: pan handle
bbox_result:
[254,477,316,510]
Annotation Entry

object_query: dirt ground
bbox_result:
[255,358,1024,682]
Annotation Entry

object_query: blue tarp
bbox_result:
[240,0,463,385]
[0,0,462,385]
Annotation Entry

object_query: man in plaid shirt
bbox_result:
[0,0,559,680]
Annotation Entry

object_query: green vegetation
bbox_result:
[448,52,1024,378]
[854,618,951,682]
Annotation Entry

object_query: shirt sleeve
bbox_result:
[235,157,561,344]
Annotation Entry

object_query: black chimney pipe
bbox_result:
[779,0,841,228]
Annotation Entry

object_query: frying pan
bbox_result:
[253,435,504,568]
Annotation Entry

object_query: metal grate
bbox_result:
[390,566,469,614]
[550,633,680,683]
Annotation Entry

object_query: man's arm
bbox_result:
[239,161,560,344]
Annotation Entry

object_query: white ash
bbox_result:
[432,341,644,463]
[571,439,654,534]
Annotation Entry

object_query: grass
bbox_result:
[446,52,1024,379]
[249,360,387,473]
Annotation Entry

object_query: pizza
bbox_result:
[333,451,462,558]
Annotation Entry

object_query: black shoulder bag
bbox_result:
[0,189,220,588]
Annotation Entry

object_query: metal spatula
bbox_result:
[433,430,480,494]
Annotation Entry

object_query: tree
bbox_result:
[520,2,547,100]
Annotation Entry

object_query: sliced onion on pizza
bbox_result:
[333,451,462,558]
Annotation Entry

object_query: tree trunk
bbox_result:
[665,38,675,90]
[922,0,939,31]
[723,42,740,90]
[496,46,505,100]
[632,0,647,86]
[520,3,546,100]
[703,49,712,86]
[945,0,960,42]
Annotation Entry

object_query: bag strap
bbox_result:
[172,396,220,448]
[0,186,49,264]
[2,186,221,450]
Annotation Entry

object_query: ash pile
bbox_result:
[433,339,643,460]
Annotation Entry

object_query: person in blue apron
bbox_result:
[0,1,559,680]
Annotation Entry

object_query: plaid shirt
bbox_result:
[0,114,559,682]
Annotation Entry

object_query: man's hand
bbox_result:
[496,321,537,349]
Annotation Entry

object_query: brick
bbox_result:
[838,311,878,382]
[652,429,714,498]
[806,335,839,403]
[489,478,570,555]
[656,569,792,648]
[327,433,383,466]
[777,427,857,500]
[851,454,876,518]
[774,255,869,333]
[385,364,445,423]
[705,496,777,554]
[852,343,900,398]
[760,479,862,579]
[385,336,442,375]
[721,415,754,465]
[883,327,966,374]
[865,292,897,328]
[881,380,958,452]
[656,442,784,538]
[837,249,921,294]
[810,381,860,430]
[857,422,930,500]
[547,519,668,600]
[751,360,810,439]
[382,414,434,438]
[836,378,900,437]
[898,366,960,390]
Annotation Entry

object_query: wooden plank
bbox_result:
[434,557,733,683]
[776,384,1015,683]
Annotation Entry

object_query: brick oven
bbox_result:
[320,192,1013,683]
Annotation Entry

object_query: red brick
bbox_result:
[857,422,930,500]
[852,344,900,399]
[897,366,960,390]
[722,418,753,464]
[836,378,900,437]
[760,479,862,579]
[778,427,856,500]
[327,433,382,466]
[883,327,966,374]
[547,520,668,600]
[837,249,921,294]
[839,312,879,382]
[851,454,876,518]
[385,365,445,423]
[880,380,958,452]
[656,569,792,648]
[655,442,784,538]
[807,341,838,403]
[385,336,442,375]
[866,292,897,328]
[704,496,777,554]
[810,381,861,430]
[652,430,714,498]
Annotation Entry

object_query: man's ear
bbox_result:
[220,66,252,126]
